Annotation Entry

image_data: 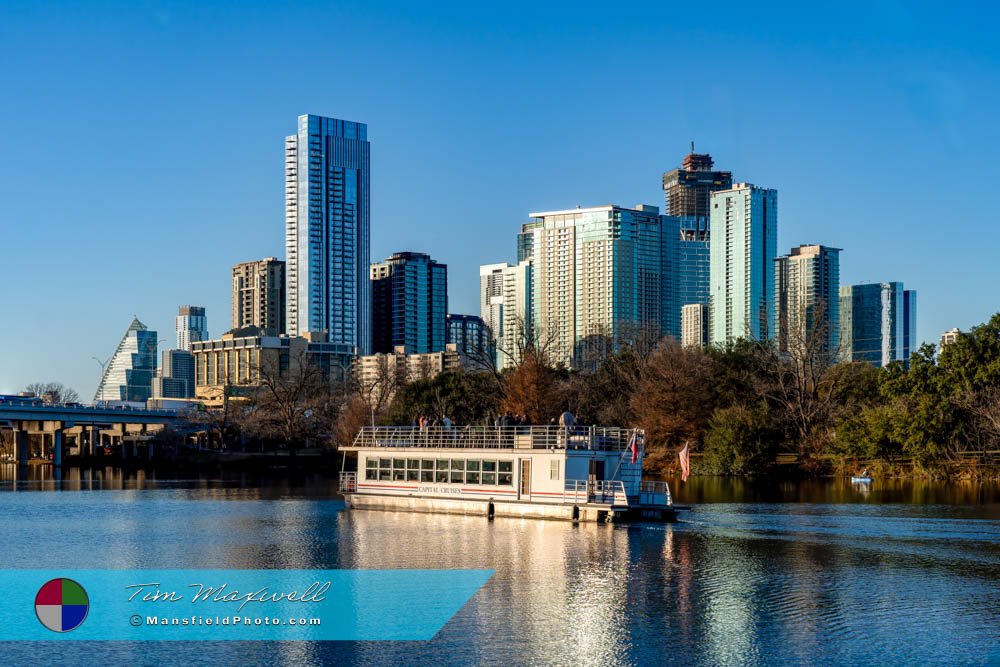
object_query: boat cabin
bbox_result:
[339,425,676,522]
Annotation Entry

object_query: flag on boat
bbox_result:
[679,441,690,482]
[629,431,639,464]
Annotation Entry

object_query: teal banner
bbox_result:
[0,569,493,641]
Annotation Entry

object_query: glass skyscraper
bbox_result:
[662,150,733,337]
[709,184,778,344]
[94,317,157,403]
[371,252,448,354]
[175,305,207,352]
[285,114,371,354]
[839,282,917,367]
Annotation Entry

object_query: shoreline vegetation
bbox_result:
[19,314,1000,482]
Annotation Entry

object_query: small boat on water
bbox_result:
[339,425,684,523]
[851,476,873,483]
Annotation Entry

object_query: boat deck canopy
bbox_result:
[341,425,639,452]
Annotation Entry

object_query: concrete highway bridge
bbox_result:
[0,398,183,466]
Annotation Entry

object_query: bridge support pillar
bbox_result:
[89,425,97,457]
[53,429,63,468]
[14,428,28,466]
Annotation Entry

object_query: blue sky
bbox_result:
[1,1,998,397]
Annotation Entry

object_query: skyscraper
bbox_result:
[480,263,508,349]
[500,260,532,370]
[285,114,371,354]
[709,184,778,344]
[175,306,208,352]
[681,303,709,348]
[839,282,917,367]
[663,149,733,333]
[773,245,841,356]
[371,252,448,354]
[152,349,195,399]
[520,205,665,367]
[232,257,286,336]
[447,314,487,358]
[662,148,734,218]
[94,317,157,403]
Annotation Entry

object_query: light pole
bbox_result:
[91,356,110,405]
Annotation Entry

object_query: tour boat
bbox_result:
[338,425,681,522]
[851,476,873,483]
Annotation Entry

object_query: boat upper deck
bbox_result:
[343,425,639,452]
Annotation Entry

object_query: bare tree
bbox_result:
[751,300,846,457]
[24,382,79,404]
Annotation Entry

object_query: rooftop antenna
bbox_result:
[690,140,695,153]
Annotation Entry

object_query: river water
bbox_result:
[0,466,997,666]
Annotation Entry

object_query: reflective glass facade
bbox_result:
[371,252,448,354]
[839,282,916,367]
[285,114,371,353]
[447,314,486,357]
[709,184,778,344]
[94,317,157,403]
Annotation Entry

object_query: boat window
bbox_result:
[451,460,465,471]
[406,469,419,481]
[450,462,464,484]
[407,459,419,470]
[393,458,405,470]
[435,460,449,483]
[498,460,513,486]
[365,459,377,481]
[420,469,433,482]
[482,461,496,472]
[379,458,390,469]
[466,460,480,472]
[550,460,560,481]
[421,460,434,470]
[482,471,496,485]
[466,470,480,484]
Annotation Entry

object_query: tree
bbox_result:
[24,382,79,404]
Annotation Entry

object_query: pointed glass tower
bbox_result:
[94,317,157,403]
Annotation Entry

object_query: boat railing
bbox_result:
[339,471,357,493]
[351,425,640,451]
[563,479,629,506]
[639,480,672,507]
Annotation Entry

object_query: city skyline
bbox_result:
[3,3,998,395]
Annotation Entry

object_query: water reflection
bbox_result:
[0,476,997,665]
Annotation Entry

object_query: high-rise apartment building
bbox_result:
[152,349,195,399]
[940,327,962,352]
[447,314,487,358]
[371,252,448,354]
[839,282,917,367]
[519,205,665,367]
[681,303,709,348]
[663,149,733,335]
[232,258,286,336]
[94,317,157,403]
[774,245,841,356]
[480,263,508,350]
[285,114,371,353]
[709,184,778,344]
[500,260,532,370]
[175,306,208,352]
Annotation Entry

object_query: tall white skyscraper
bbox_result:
[285,114,371,354]
[499,260,532,370]
[709,184,778,344]
[175,306,208,352]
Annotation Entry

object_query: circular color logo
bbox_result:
[35,578,89,633]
